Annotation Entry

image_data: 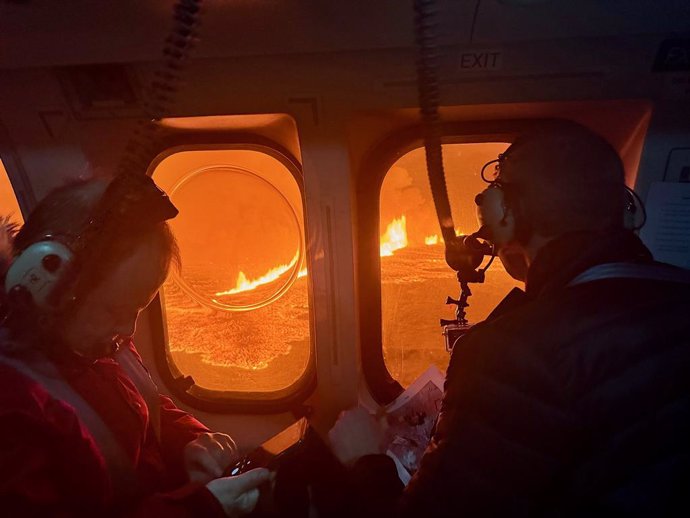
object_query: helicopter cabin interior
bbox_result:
[0,0,689,453]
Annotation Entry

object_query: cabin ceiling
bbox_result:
[0,0,688,69]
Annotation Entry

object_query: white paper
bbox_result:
[640,182,690,268]
[380,365,445,481]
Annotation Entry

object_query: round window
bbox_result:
[168,165,304,312]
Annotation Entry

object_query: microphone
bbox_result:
[462,226,493,256]
[443,229,493,283]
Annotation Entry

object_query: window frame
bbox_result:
[0,139,35,220]
[146,135,316,413]
[357,119,569,405]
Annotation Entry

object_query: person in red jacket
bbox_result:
[0,174,269,517]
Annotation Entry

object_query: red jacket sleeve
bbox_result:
[124,342,213,477]
[157,393,211,474]
[0,371,224,518]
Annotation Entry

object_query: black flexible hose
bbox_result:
[413,0,456,246]
[117,0,204,177]
[413,0,485,278]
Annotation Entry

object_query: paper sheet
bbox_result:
[640,182,690,268]
[381,365,445,481]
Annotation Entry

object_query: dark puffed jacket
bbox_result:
[353,231,690,517]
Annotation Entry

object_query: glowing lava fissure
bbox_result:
[216,214,448,298]
[380,216,452,257]
[424,234,439,245]
[380,216,409,257]
[216,250,305,297]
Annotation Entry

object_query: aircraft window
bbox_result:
[152,149,310,394]
[379,143,519,386]
[0,158,23,226]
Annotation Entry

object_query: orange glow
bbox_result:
[380,142,517,388]
[0,160,23,227]
[424,234,440,245]
[380,216,408,257]
[216,250,300,297]
[154,149,311,393]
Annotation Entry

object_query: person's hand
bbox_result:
[206,468,271,517]
[184,432,239,483]
[328,407,385,466]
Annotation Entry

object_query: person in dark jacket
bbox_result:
[0,175,269,517]
[329,123,690,516]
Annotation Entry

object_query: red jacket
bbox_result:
[0,342,225,517]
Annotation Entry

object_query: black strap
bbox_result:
[568,262,690,287]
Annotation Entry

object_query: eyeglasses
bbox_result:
[480,153,507,184]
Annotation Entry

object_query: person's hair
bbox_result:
[499,121,626,240]
[12,177,180,302]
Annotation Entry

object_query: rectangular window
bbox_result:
[152,148,311,396]
[379,143,519,386]
[0,158,23,226]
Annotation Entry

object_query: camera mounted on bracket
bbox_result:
[413,0,499,353]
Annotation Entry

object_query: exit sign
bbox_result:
[459,50,503,71]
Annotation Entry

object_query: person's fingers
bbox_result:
[198,442,231,474]
[215,433,237,451]
[234,487,261,515]
[209,436,236,466]
[195,432,214,446]
[189,445,224,478]
[229,468,272,494]
[206,469,273,516]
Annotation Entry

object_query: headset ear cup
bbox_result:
[4,240,75,312]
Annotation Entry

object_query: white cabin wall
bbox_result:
[635,101,690,199]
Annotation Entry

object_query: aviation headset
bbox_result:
[473,153,645,245]
[3,173,178,315]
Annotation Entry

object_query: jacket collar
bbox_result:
[525,230,653,297]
